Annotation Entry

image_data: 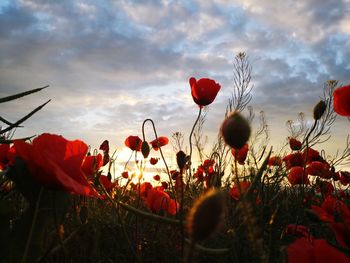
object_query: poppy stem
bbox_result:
[301,119,318,196]
[21,187,44,263]
[185,239,196,263]
[141,119,176,198]
[187,107,202,186]
[124,151,133,171]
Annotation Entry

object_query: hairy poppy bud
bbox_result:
[313,100,327,120]
[187,189,224,242]
[141,141,150,159]
[221,112,251,149]
[176,150,187,171]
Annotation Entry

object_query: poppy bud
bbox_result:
[221,112,251,149]
[313,100,327,120]
[187,189,224,242]
[176,150,187,171]
[141,141,150,159]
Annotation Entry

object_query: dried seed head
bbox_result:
[221,112,251,149]
[187,188,224,242]
[313,100,327,120]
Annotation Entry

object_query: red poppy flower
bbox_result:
[170,170,180,180]
[13,133,99,197]
[146,186,178,215]
[287,237,350,263]
[306,161,326,177]
[0,144,10,170]
[194,166,205,182]
[289,138,302,151]
[333,84,350,116]
[99,140,109,152]
[161,181,168,189]
[231,144,248,165]
[288,166,309,185]
[316,181,334,196]
[124,135,142,151]
[313,239,350,262]
[283,152,303,169]
[339,171,350,186]
[150,136,169,151]
[102,153,110,166]
[81,153,103,178]
[153,174,160,181]
[139,182,153,199]
[337,171,350,186]
[99,174,117,191]
[312,195,350,223]
[189,77,221,107]
[120,171,129,179]
[150,157,158,165]
[99,140,110,166]
[230,181,251,200]
[311,196,350,249]
[268,156,282,166]
[302,147,320,163]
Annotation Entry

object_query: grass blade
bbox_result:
[0,85,49,104]
[0,100,51,134]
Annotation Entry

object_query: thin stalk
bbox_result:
[141,119,176,199]
[187,107,202,186]
[21,187,44,263]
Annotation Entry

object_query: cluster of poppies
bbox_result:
[0,134,120,197]
[273,137,350,192]
[285,191,350,262]
[131,182,178,215]
[1,77,350,262]
[286,222,350,263]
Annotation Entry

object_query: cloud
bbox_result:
[1,0,349,168]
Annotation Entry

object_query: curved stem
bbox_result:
[141,119,175,196]
[187,107,202,186]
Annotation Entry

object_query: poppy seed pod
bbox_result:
[221,112,251,149]
[187,188,224,242]
[176,150,187,171]
[313,100,327,120]
[141,141,150,159]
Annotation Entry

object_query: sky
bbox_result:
[1,0,350,176]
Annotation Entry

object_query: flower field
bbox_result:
[1,54,350,262]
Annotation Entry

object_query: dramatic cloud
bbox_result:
[1,0,349,172]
